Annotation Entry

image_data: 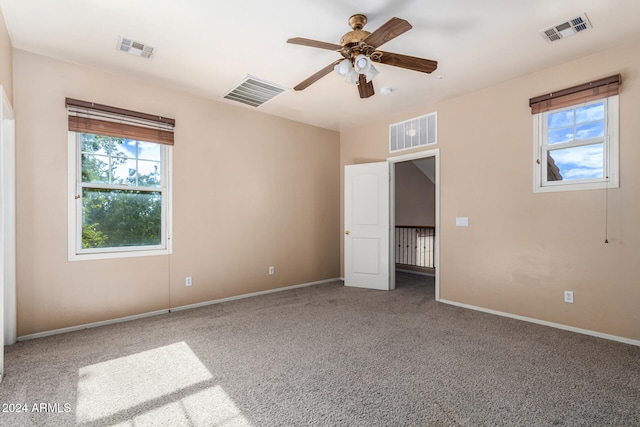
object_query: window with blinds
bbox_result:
[66,98,174,260]
[530,75,620,193]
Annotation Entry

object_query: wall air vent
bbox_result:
[117,36,155,59]
[222,76,288,108]
[389,112,437,153]
[539,14,592,43]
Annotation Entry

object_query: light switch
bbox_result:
[456,217,469,227]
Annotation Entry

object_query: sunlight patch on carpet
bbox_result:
[76,341,249,425]
[110,386,252,427]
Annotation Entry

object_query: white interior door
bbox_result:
[344,161,391,290]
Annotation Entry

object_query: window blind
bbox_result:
[529,74,621,114]
[66,98,175,145]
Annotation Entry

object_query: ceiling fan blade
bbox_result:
[363,17,412,49]
[378,51,438,73]
[293,60,341,91]
[287,37,342,51]
[357,74,375,98]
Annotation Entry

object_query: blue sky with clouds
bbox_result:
[547,102,605,180]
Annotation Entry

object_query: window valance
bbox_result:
[66,98,175,145]
[529,74,621,114]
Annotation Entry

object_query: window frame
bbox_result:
[68,132,173,261]
[533,95,619,193]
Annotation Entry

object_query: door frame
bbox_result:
[387,148,440,300]
[1,85,17,382]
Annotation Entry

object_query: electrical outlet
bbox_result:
[564,290,574,303]
[186,276,192,287]
[268,266,275,275]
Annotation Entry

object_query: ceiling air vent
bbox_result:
[117,36,155,59]
[539,14,592,43]
[222,76,288,108]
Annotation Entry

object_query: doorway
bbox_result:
[343,148,439,296]
[389,148,439,299]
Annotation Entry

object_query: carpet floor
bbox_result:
[0,272,638,426]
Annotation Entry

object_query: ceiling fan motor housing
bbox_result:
[341,14,371,49]
[340,30,371,47]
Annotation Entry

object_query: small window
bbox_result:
[67,99,174,260]
[531,76,620,193]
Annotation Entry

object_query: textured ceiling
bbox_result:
[1,0,639,131]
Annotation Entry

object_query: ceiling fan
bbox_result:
[287,14,438,99]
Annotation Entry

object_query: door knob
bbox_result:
[345,230,350,235]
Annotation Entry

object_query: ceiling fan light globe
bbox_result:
[353,54,371,73]
[334,58,353,77]
[345,68,359,85]
[365,64,379,82]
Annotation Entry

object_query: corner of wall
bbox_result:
[0,9,13,105]
[0,6,13,103]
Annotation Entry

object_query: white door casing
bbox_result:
[1,86,17,381]
[388,148,440,300]
[344,162,390,290]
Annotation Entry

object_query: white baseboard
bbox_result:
[17,277,341,341]
[439,298,640,347]
[170,277,341,312]
[18,309,169,341]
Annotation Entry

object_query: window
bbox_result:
[531,75,620,192]
[67,99,174,260]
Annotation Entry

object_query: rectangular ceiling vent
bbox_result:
[117,36,155,59]
[539,14,592,43]
[222,76,288,108]
[389,112,437,153]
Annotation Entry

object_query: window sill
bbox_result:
[534,180,618,193]
[68,247,171,262]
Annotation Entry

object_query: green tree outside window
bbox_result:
[80,133,164,249]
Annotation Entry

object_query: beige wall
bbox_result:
[341,39,640,342]
[395,161,435,227]
[11,34,640,342]
[0,7,12,101]
[14,50,340,336]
